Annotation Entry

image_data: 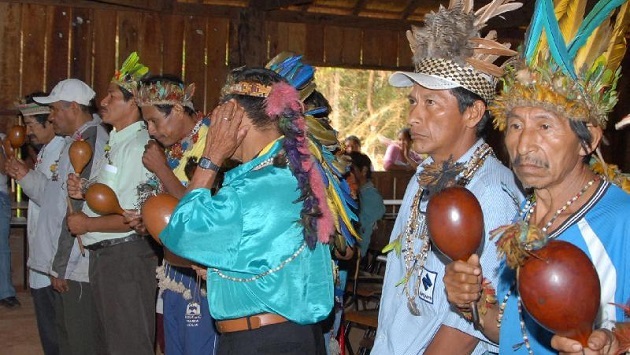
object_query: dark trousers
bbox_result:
[54,280,98,355]
[218,321,326,355]
[31,286,60,355]
[89,236,158,355]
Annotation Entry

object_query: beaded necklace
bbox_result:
[401,143,494,315]
[496,175,600,353]
[166,118,208,170]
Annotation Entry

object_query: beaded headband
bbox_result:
[111,52,149,94]
[17,102,50,116]
[135,81,196,110]
[221,82,272,98]
[491,0,630,130]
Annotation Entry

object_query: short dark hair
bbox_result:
[348,151,373,180]
[345,135,361,146]
[22,92,50,126]
[220,67,286,129]
[449,86,491,138]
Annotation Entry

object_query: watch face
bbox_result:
[199,157,219,171]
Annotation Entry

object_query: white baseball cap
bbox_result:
[34,79,95,106]
[389,71,460,90]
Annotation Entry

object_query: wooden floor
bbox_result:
[0,291,44,355]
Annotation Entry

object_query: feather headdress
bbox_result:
[391,0,522,102]
[112,52,150,94]
[491,0,630,130]
[266,53,360,252]
[135,81,196,110]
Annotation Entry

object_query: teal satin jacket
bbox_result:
[160,138,334,323]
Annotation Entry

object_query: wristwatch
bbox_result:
[198,157,221,172]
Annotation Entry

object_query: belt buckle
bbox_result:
[248,315,262,330]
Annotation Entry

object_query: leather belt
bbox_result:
[85,234,144,251]
[216,313,288,333]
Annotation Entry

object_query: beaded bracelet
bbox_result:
[460,278,497,324]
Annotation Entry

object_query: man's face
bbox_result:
[24,115,55,145]
[504,106,584,189]
[345,140,360,154]
[100,83,136,127]
[406,85,468,161]
[142,105,180,147]
[48,101,75,136]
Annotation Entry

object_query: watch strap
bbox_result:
[198,157,221,172]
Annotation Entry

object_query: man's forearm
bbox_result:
[424,325,480,355]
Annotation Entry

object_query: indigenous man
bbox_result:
[160,67,357,354]
[372,1,524,354]
[33,78,108,354]
[5,93,65,354]
[66,53,157,354]
[133,74,218,355]
[444,1,630,354]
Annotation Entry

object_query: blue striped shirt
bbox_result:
[498,181,630,354]
[374,139,523,354]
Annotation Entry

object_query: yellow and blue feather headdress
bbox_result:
[492,0,630,129]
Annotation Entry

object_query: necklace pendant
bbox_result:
[407,299,421,316]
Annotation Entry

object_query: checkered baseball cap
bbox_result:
[390,58,496,102]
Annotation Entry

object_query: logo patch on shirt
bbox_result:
[418,267,438,304]
[185,302,202,327]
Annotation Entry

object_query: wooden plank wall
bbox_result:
[0,1,413,123]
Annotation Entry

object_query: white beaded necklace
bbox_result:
[401,143,494,315]
[496,175,600,353]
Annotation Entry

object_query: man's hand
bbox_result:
[204,100,249,164]
[67,212,90,235]
[551,329,620,354]
[67,173,84,199]
[443,254,483,311]
[142,140,168,174]
[5,156,29,180]
[191,265,208,280]
[51,277,69,293]
[122,209,148,236]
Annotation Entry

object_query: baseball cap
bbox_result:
[389,71,460,90]
[34,79,95,106]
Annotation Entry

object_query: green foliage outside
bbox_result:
[314,67,410,170]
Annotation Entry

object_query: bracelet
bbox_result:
[460,278,497,321]
[198,157,221,172]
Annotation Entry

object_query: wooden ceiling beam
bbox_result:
[261,0,314,11]
[352,0,369,16]
[401,0,422,20]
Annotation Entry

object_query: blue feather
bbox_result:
[293,65,314,89]
[339,219,355,246]
[304,106,329,117]
[524,0,546,63]
[568,0,626,58]
[541,0,577,79]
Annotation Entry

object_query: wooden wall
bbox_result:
[1,1,629,170]
[0,1,413,119]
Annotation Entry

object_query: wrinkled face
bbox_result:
[406,85,468,161]
[48,101,75,136]
[24,115,55,145]
[504,106,584,189]
[100,83,136,127]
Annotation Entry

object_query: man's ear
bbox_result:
[580,124,603,157]
[463,100,486,129]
